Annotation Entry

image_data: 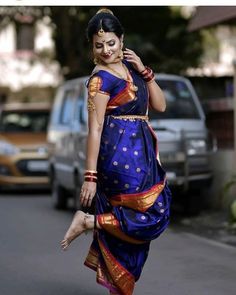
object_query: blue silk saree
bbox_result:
[84,61,172,295]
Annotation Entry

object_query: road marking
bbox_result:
[183,232,236,252]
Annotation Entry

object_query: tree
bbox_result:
[112,7,203,74]
[49,6,203,78]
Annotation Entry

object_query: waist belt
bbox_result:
[110,115,149,121]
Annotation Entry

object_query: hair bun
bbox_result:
[96,8,114,15]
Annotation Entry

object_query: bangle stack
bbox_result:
[140,66,155,83]
[84,170,98,183]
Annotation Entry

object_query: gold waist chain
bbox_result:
[110,115,149,121]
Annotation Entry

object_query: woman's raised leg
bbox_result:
[60,210,94,250]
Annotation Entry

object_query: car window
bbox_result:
[0,111,49,133]
[60,90,76,125]
[149,79,200,119]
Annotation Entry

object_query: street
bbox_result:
[0,192,235,295]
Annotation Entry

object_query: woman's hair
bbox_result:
[86,8,124,42]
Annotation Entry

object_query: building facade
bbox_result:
[0,8,62,103]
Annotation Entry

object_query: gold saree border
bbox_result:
[98,213,145,244]
[84,246,99,271]
[107,84,136,107]
[98,237,135,295]
[110,180,165,212]
[84,246,121,294]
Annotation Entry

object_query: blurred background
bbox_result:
[1,6,236,295]
[1,6,236,211]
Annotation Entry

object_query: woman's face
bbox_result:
[93,32,123,65]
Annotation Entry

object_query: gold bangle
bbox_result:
[147,77,155,84]
[85,169,98,173]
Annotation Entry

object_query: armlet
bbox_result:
[88,76,109,98]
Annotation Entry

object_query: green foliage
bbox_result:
[113,7,203,74]
[222,174,236,223]
[200,28,220,64]
[49,6,204,78]
[222,174,236,196]
[0,6,203,78]
[231,200,236,222]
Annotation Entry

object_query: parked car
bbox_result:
[0,102,51,190]
[47,74,216,212]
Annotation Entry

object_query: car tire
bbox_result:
[183,189,202,216]
[51,174,68,210]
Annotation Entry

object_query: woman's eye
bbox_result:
[95,41,115,49]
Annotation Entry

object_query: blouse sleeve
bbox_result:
[87,71,114,99]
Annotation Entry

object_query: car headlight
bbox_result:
[0,140,20,155]
[187,139,206,155]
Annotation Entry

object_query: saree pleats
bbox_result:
[85,61,171,295]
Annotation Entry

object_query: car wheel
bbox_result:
[183,189,202,216]
[51,174,68,210]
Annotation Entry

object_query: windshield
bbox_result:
[0,111,49,133]
[149,79,200,120]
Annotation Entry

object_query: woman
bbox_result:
[61,8,171,295]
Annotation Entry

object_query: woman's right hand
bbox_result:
[80,181,97,207]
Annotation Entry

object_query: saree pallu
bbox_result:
[84,61,172,295]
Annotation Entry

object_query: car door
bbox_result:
[73,80,88,186]
[55,87,77,189]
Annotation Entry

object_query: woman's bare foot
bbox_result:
[60,210,94,251]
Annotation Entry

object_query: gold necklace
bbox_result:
[102,63,138,92]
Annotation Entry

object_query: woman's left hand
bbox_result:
[80,181,97,208]
[123,48,145,73]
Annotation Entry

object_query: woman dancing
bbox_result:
[61,8,171,295]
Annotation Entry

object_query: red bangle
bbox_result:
[84,177,97,183]
[140,68,148,74]
[144,74,155,82]
[84,176,97,180]
[140,66,155,82]
[84,175,97,179]
[85,169,97,174]
[84,172,98,177]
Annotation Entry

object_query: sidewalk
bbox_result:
[171,209,236,247]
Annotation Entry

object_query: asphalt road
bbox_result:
[0,192,236,295]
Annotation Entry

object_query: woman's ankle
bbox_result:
[84,214,94,230]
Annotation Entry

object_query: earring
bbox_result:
[93,56,100,65]
[118,49,123,60]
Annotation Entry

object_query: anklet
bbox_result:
[84,212,89,228]
[94,215,97,230]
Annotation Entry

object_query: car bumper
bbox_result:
[0,175,49,185]
[0,153,49,187]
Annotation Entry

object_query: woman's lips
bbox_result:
[102,54,112,59]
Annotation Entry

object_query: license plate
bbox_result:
[27,160,48,172]
[166,172,176,180]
